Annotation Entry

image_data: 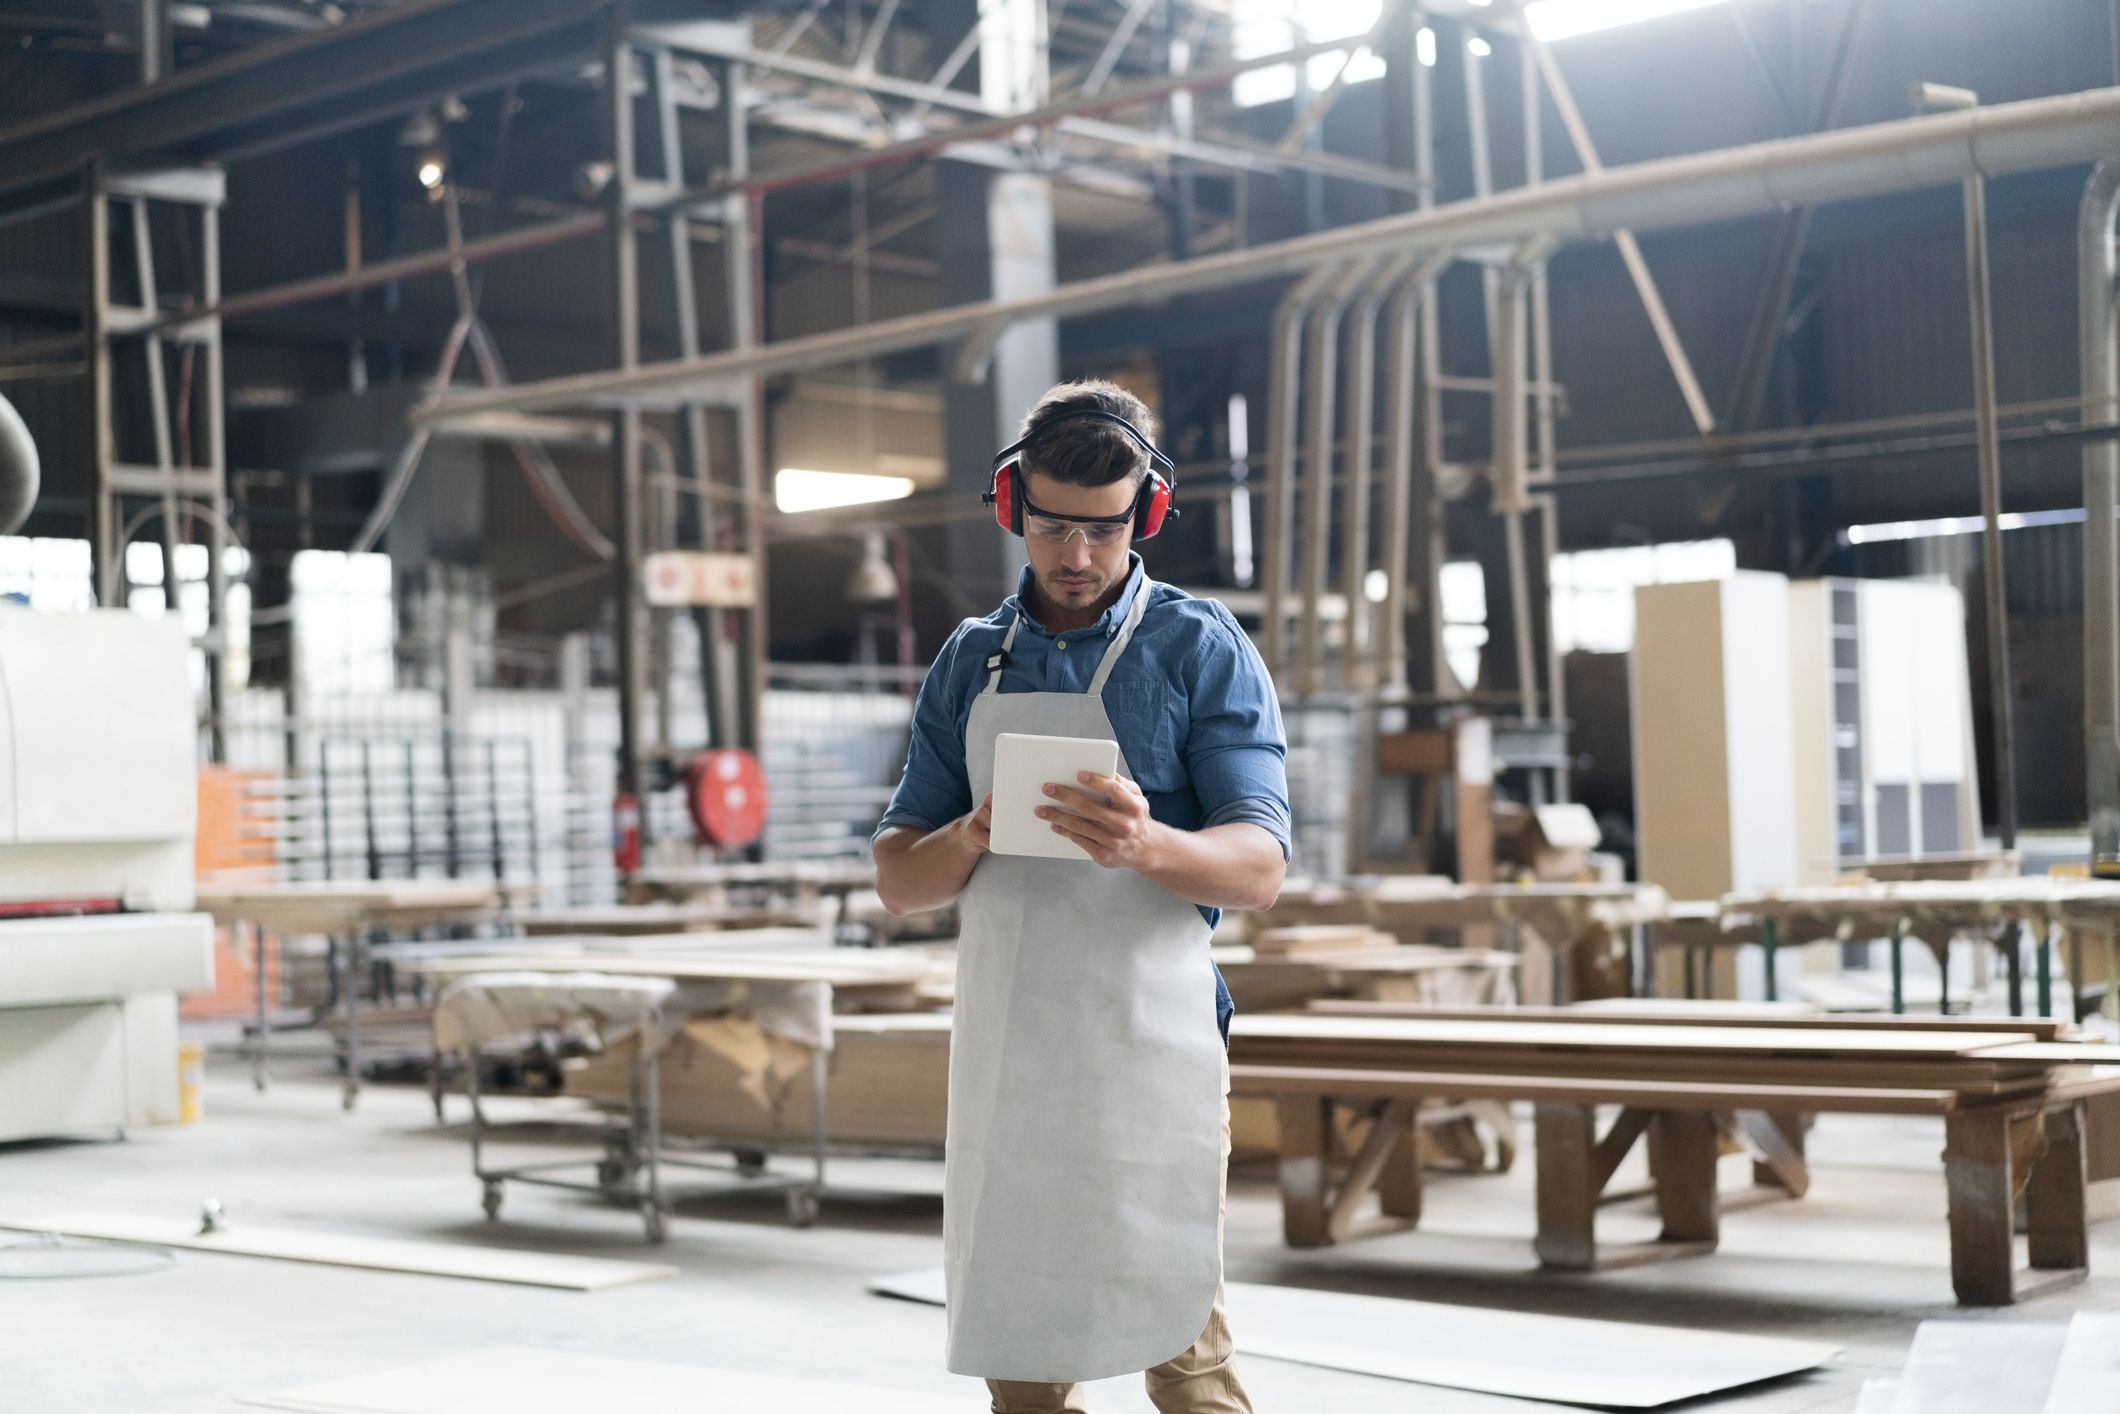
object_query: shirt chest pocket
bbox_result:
[1099,679,1184,794]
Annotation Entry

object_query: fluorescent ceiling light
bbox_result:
[1524,0,1727,43]
[1841,508,2091,546]
[1467,36,1493,56]
[775,468,916,514]
[1416,25,1437,66]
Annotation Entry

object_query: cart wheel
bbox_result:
[341,1083,358,1112]
[642,1203,668,1244]
[734,1148,769,1176]
[481,1180,504,1221]
[597,1158,637,1193]
[786,1190,819,1228]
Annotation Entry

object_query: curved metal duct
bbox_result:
[0,391,39,536]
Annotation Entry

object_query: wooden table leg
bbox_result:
[1944,1109,2018,1305]
[1534,1103,1598,1270]
[1278,1094,1331,1248]
[1649,1111,1721,1245]
[1379,1123,1423,1222]
[2025,1101,2089,1275]
[1741,1109,1811,1197]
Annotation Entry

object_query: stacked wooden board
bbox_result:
[1230,1013,2091,1097]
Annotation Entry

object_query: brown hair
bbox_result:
[1016,379,1157,489]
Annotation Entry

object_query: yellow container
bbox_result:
[177,1041,204,1124]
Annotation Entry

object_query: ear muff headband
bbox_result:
[982,407,1181,540]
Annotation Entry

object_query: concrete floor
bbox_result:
[3,1043,2116,1413]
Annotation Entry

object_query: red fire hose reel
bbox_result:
[685,748,768,849]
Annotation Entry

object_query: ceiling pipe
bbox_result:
[414,85,2120,425]
[1261,263,1345,676]
[1299,257,1388,698]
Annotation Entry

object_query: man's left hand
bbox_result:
[1038,772,1164,871]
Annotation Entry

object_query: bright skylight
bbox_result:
[1232,0,1389,108]
[774,468,916,514]
[1524,0,1728,43]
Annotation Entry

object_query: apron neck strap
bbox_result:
[1087,576,1153,695]
[982,615,1024,694]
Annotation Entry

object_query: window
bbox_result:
[1232,0,1389,108]
[1549,538,1734,654]
[1524,0,1728,43]
[292,549,396,695]
[126,542,253,693]
[0,536,93,612]
[1439,560,1488,692]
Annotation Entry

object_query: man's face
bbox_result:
[1019,469,1138,613]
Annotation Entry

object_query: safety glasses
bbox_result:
[1021,494,1132,547]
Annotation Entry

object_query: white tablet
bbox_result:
[989,732,1121,861]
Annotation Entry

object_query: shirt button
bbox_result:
[1056,640,1068,651]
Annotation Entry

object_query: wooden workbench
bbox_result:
[1227,1010,2120,1304]
[1724,878,2120,1017]
[194,877,529,1108]
[1251,880,1671,1003]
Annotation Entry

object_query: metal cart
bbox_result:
[436,972,825,1242]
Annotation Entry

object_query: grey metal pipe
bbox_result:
[1378,261,1442,697]
[1493,259,1538,721]
[1962,157,2019,851]
[1338,252,1423,688]
[2083,160,2120,873]
[414,86,2120,422]
[0,390,38,534]
[1299,258,1387,697]
[1261,264,1342,675]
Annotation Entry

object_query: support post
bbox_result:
[2081,162,2120,877]
[606,6,650,837]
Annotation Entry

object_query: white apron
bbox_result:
[943,581,1226,1382]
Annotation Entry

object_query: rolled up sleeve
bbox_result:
[874,629,975,841]
[1185,609,1292,860]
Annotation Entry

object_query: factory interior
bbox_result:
[7,0,2120,1409]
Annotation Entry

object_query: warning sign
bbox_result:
[643,551,757,608]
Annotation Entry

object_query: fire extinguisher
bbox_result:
[612,793,642,875]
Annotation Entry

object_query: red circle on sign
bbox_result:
[686,749,768,849]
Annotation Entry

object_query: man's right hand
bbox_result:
[956,795,994,856]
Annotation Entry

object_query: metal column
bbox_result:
[605,5,650,835]
[2083,161,2120,875]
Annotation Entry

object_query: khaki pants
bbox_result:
[985,1088,1252,1414]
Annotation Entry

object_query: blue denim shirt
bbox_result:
[875,556,1292,1042]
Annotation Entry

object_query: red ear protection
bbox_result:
[982,406,1180,541]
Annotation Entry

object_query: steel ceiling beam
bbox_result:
[413,84,2120,423]
[0,0,614,215]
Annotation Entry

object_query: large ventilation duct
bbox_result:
[0,391,37,535]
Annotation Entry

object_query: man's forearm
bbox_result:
[1138,821,1286,913]
[874,819,983,916]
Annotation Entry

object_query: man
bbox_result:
[875,380,1290,1414]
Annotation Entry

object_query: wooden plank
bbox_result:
[1229,1063,1966,1116]
[1311,999,2071,1041]
[1943,1110,2019,1305]
[407,950,930,990]
[0,1211,675,1291]
[1235,1013,2046,1059]
[1277,1094,1331,1248]
[1533,1104,1599,1270]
